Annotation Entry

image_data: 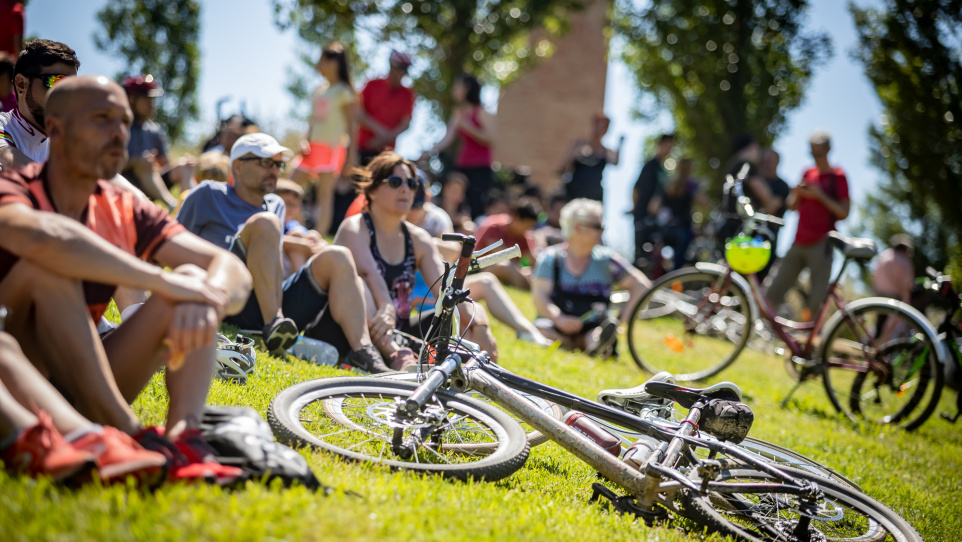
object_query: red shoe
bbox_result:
[71,427,167,486]
[134,426,244,486]
[1,411,96,483]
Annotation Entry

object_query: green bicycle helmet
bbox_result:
[725,233,772,275]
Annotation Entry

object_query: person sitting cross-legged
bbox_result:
[531,198,650,357]
[176,133,389,372]
[0,76,253,484]
[334,152,499,369]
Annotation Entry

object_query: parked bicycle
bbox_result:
[626,168,947,431]
[269,234,919,542]
[916,268,962,423]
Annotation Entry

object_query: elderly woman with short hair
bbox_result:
[531,199,650,356]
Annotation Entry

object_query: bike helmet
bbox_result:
[215,334,256,384]
[725,233,772,275]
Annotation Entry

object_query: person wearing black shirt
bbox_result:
[558,112,621,203]
[631,133,674,264]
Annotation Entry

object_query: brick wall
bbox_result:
[495,0,610,193]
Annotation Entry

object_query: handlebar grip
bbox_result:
[474,245,522,271]
[442,233,470,243]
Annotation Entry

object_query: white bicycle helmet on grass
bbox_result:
[215,334,256,384]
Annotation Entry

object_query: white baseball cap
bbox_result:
[229,133,294,167]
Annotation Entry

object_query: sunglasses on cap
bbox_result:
[26,73,72,89]
[237,156,287,172]
[382,175,419,190]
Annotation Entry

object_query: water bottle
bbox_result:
[289,336,339,366]
[623,435,660,471]
[562,411,622,456]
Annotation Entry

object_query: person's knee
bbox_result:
[241,211,282,241]
[0,332,25,366]
[312,245,356,274]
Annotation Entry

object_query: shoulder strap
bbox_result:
[361,212,377,249]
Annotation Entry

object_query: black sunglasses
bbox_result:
[237,156,287,172]
[382,175,419,190]
[581,222,605,231]
[25,73,72,89]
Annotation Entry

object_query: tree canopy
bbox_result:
[271,0,588,118]
[94,0,201,144]
[616,0,832,193]
[850,0,962,276]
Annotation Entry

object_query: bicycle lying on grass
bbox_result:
[626,168,947,431]
[269,234,919,542]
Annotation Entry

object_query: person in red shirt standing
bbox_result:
[0,1,23,57]
[765,131,851,318]
[356,50,415,165]
[474,197,542,290]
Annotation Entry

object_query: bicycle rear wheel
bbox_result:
[819,301,944,431]
[268,377,529,481]
[627,267,754,381]
[681,465,921,541]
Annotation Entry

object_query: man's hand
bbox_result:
[796,181,822,200]
[553,314,583,335]
[166,303,219,365]
[368,304,397,350]
[152,265,229,319]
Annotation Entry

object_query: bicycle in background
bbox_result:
[626,167,947,431]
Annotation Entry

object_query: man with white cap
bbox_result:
[356,50,415,165]
[177,133,390,372]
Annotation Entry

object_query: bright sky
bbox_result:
[27,0,882,256]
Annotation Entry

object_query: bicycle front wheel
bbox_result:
[819,301,944,431]
[627,267,754,381]
[268,377,529,481]
[681,465,921,542]
[375,371,566,449]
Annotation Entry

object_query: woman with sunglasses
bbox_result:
[334,152,498,368]
[291,43,357,236]
[531,199,651,357]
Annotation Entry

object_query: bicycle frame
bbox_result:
[401,237,815,519]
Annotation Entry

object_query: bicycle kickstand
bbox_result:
[779,380,805,409]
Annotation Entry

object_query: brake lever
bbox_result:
[473,240,503,257]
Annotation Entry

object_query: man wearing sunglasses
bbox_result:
[177,133,389,372]
[0,39,78,173]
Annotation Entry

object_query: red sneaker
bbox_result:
[1,411,96,483]
[71,427,167,486]
[134,426,244,486]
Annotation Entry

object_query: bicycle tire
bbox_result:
[268,377,529,481]
[627,266,754,381]
[680,465,921,542]
[375,371,566,450]
[819,300,944,431]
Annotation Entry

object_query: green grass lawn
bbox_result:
[1,290,959,541]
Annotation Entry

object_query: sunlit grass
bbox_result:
[0,290,957,541]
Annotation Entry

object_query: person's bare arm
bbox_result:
[0,145,36,172]
[0,202,225,307]
[151,231,252,318]
[557,141,579,175]
[647,194,663,216]
[531,276,582,335]
[615,266,651,326]
[341,96,360,174]
[334,217,394,310]
[457,109,496,146]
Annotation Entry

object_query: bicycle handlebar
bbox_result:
[471,245,522,274]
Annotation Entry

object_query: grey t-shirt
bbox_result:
[176,180,285,250]
[128,118,168,160]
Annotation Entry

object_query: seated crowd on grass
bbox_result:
[0,38,652,487]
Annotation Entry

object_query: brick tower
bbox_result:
[495,0,610,193]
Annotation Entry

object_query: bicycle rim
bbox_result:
[628,268,753,381]
[268,377,529,481]
[682,466,921,541]
[821,304,943,431]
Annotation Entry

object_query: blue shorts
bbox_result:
[224,238,330,331]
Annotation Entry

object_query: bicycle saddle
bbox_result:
[597,372,676,408]
[643,381,743,409]
[828,231,877,261]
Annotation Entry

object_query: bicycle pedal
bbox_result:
[589,483,667,525]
